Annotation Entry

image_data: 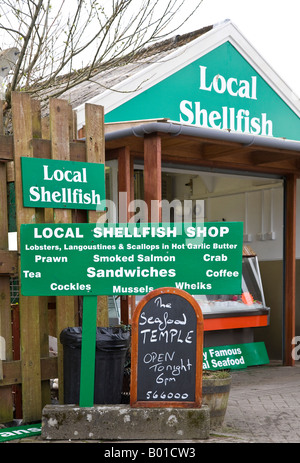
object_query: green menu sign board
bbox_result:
[21,157,106,210]
[20,222,243,296]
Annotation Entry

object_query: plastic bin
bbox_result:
[60,327,130,404]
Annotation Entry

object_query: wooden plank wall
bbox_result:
[0,100,15,423]
[0,93,107,423]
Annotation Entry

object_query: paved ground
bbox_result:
[5,361,300,444]
[211,361,300,443]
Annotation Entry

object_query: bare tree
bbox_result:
[0,0,203,105]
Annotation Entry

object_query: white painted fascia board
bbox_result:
[75,20,300,129]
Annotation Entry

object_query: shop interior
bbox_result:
[106,160,286,359]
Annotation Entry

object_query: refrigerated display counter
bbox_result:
[193,246,270,347]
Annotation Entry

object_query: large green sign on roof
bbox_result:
[105,42,300,141]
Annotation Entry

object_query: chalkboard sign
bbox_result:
[130,288,204,408]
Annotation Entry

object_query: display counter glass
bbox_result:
[132,246,269,332]
[192,245,270,344]
[194,247,268,318]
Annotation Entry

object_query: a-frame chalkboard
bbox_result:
[130,288,204,408]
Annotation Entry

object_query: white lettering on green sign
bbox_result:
[203,342,269,370]
[43,164,87,182]
[21,157,105,210]
[199,66,257,99]
[179,65,273,136]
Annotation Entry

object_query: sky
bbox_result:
[1,0,299,98]
[175,0,300,98]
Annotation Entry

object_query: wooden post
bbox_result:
[32,98,52,409]
[79,104,106,406]
[117,146,134,324]
[118,146,131,222]
[0,100,3,131]
[284,174,297,366]
[85,103,108,327]
[144,133,162,222]
[49,98,77,402]
[0,99,13,423]
[11,92,42,421]
[0,160,14,422]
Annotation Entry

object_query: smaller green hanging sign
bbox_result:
[21,157,106,211]
[203,342,269,370]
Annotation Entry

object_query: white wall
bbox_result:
[207,187,284,261]
[170,170,286,261]
[9,174,300,264]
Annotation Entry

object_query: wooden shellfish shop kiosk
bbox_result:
[76,20,300,365]
[104,120,298,366]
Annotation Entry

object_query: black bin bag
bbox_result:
[60,327,130,405]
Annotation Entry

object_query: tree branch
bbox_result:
[10,0,44,91]
[1,0,204,102]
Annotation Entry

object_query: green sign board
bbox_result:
[105,42,300,141]
[203,342,269,370]
[20,222,243,296]
[0,423,41,442]
[21,157,106,210]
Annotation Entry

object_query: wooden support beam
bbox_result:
[284,174,297,366]
[0,250,18,274]
[202,144,245,160]
[118,146,131,222]
[144,133,162,222]
[1,357,58,386]
[250,151,297,165]
[117,146,135,325]
[0,135,13,161]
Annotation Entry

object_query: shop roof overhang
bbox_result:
[105,121,300,177]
